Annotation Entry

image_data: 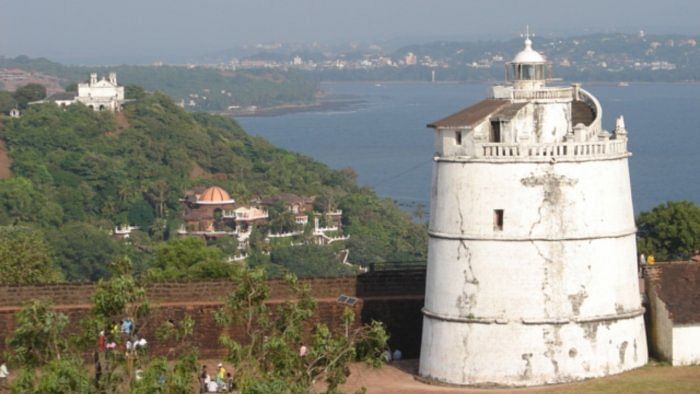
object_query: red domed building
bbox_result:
[180,186,268,237]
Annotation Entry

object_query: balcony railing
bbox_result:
[476,139,627,160]
[511,87,573,101]
[221,210,269,220]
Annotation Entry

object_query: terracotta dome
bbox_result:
[197,186,235,204]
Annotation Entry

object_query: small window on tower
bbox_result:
[490,121,501,142]
[494,209,504,231]
[455,131,462,145]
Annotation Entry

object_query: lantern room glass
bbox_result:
[510,63,546,81]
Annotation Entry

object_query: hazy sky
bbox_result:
[1,0,698,63]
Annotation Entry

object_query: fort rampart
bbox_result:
[0,269,425,358]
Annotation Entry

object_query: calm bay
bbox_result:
[237,81,700,214]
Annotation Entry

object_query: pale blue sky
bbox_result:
[0,0,697,63]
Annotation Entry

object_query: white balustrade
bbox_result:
[477,139,627,160]
[511,87,573,101]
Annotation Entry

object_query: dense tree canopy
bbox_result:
[0,177,63,226]
[47,221,124,281]
[0,226,62,285]
[0,91,17,114]
[147,236,234,281]
[7,299,69,366]
[637,201,700,261]
[341,192,428,265]
[12,83,47,109]
[271,244,357,277]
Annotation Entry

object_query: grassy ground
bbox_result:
[337,360,700,394]
[3,358,697,393]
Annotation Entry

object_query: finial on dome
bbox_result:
[521,25,534,47]
[511,26,545,64]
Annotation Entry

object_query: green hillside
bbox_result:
[0,91,427,282]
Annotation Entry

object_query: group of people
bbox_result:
[382,348,403,363]
[97,330,147,354]
[94,317,147,389]
[199,363,234,393]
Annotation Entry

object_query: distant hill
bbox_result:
[0,55,319,111]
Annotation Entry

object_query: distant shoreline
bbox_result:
[229,94,365,118]
[228,79,700,118]
[320,79,700,86]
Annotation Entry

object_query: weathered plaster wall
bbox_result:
[672,325,700,366]
[421,154,647,386]
[509,103,571,143]
[428,159,636,240]
[647,286,674,362]
[424,237,641,320]
[420,314,646,385]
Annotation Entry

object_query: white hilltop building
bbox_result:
[419,34,647,386]
[44,72,126,111]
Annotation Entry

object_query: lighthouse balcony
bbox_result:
[493,85,575,101]
[473,139,628,161]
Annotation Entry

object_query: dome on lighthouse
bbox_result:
[512,38,546,63]
[507,33,548,86]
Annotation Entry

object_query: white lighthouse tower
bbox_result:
[419,34,647,386]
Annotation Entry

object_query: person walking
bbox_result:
[94,352,102,389]
[199,365,209,393]
[98,330,106,352]
[0,359,9,390]
[216,363,226,387]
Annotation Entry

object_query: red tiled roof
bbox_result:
[427,99,509,129]
[647,261,700,325]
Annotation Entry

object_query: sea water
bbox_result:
[237,82,700,214]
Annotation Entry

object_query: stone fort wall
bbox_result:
[0,269,425,358]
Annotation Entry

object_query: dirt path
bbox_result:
[0,138,12,179]
[115,112,130,130]
[105,112,131,137]
[337,360,700,394]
